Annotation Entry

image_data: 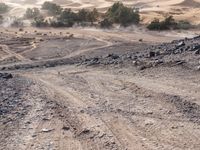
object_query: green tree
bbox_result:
[164,16,175,26]
[0,15,3,24]
[118,7,140,26]
[11,18,24,27]
[42,2,62,16]
[0,3,9,14]
[147,16,177,30]
[32,16,49,27]
[175,20,193,30]
[100,18,113,28]
[106,2,124,23]
[147,19,162,30]
[77,9,89,22]
[24,8,40,19]
[58,9,77,27]
[106,2,140,26]
[87,8,99,24]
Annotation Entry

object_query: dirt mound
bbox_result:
[177,0,200,7]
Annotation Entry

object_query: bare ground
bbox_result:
[0,28,200,150]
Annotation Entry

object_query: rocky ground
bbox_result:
[0,28,200,150]
[81,35,200,71]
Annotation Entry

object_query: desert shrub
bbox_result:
[106,2,140,26]
[42,1,62,15]
[46,7,99,27]
[57,9,77,27]
[0,15,3,24]
[11,18,24,27]
[164,16,176,27]
[49,21,64,27]
[32,16,49,27]
[50,20,73,27]
[30,2,142,28]
[87,8,99,24]
[147,19,165,30]
[147,16,176,30]
[0,3,9,14]
[24,8,40,19]
[48,9,76,27]
[77,8,99,25]
[77,9,89,23]
[99,18,113,28]
[175,20,193,30]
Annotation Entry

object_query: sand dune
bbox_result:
[178,0,200,7]
[1,0,200,24]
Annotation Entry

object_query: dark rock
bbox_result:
[149,51,156,57]
[107,54,119,59]
[138,65,147,70]
[139,39,143,42]
[92,57,99,62]
[82,129,91,135]
[80,110,84,113]
[175,60,185,65]
[176,41,185,49]
[194,49,200,55]
[197,66,200,71]
[0,73,13,79]
[62,126,70,130]
[78,128,91,136]
[185,46,190,51]
[19,28,23,32]
[193,35,200,40]
[154,60,164,65]
[191,44,200,51]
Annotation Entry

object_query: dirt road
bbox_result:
[0,28,200,150]
[2,65,199,150]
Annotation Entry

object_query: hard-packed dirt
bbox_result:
[0,28,200,150]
